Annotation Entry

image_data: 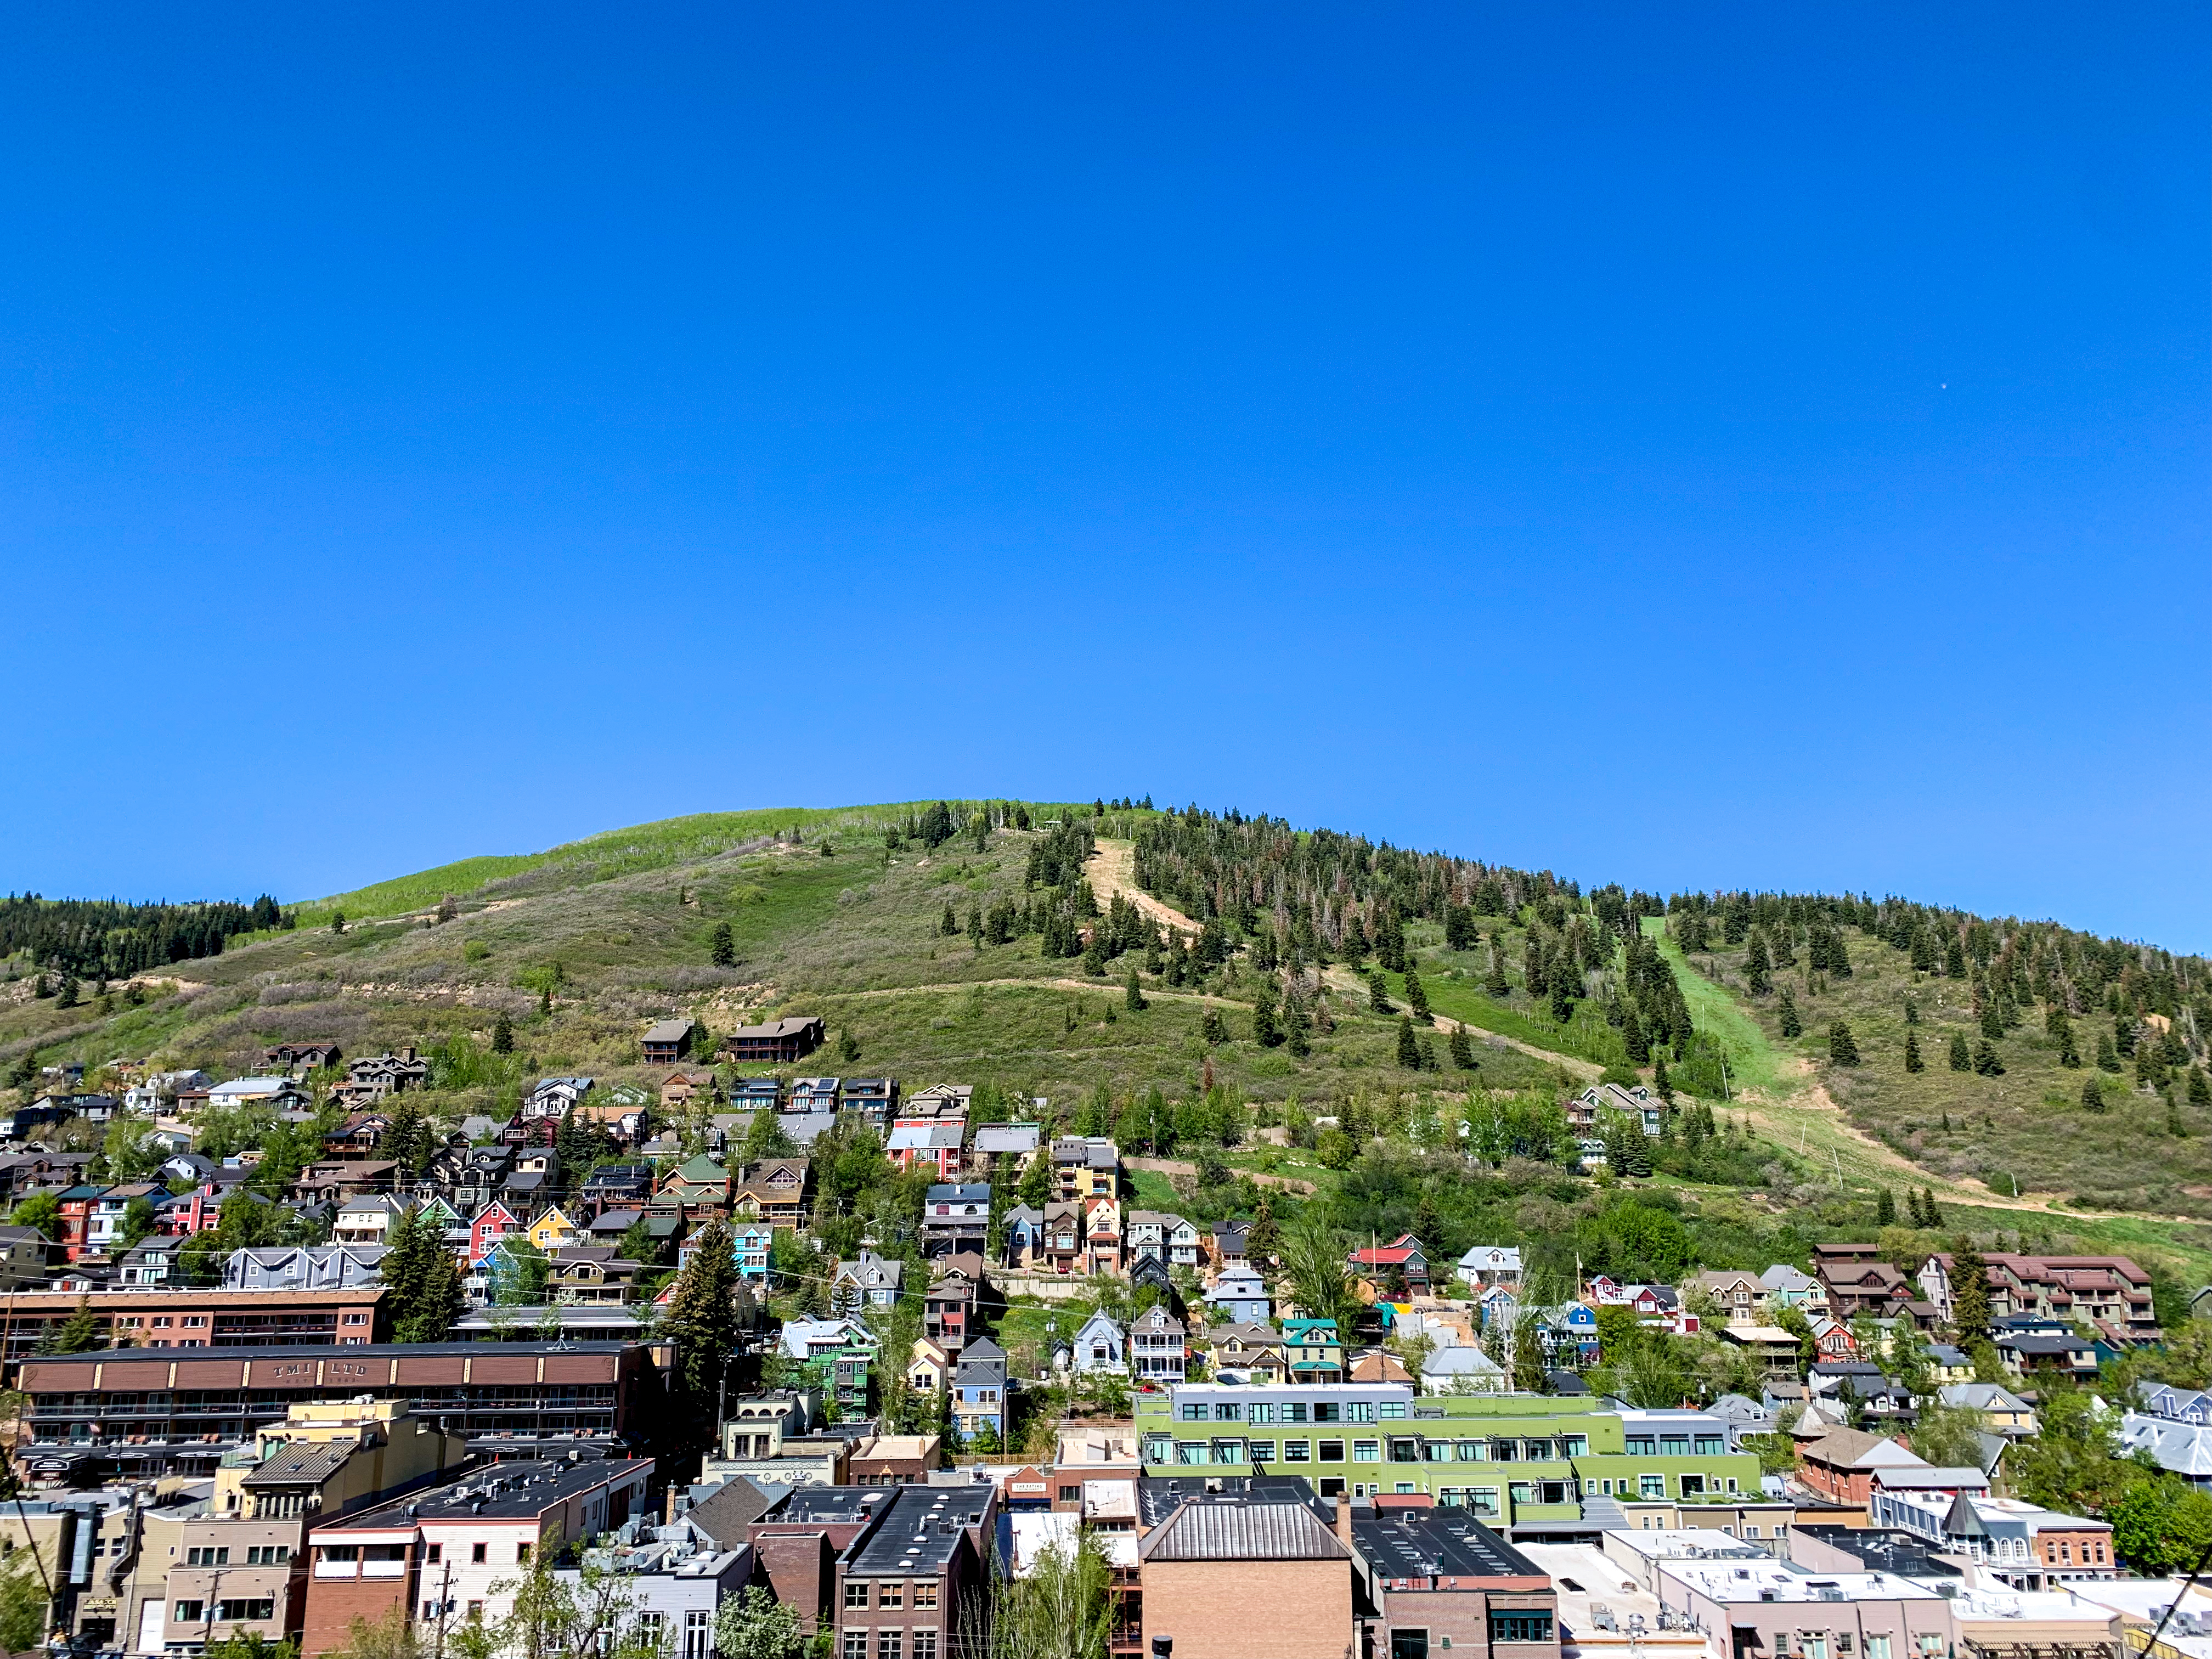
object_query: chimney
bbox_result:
[1330,1496,1352,1545]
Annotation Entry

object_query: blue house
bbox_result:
[1000,1204,1043,1268]
[1203,1265,1272,1327]
[1526,1301,1601,1367]
[953,1335,1009,1443]
[733,1224,771,1285]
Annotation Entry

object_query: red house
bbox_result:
[1347,1233,1432,1296]
[469,1199,523,1263]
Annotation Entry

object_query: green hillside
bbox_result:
[4,794,2209,1286]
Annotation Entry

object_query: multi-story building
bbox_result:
[17,1341,663,1483]
[1136,1484,1355,1659]
[1350,1505,1560,1659]
[924,1258,985,1357]
[918,1183,990,1260]
[1052,1137,1119,1202]
[1138,1387,1760,1532]
[1918,1251,2159,1345]
[116,1400,470,1656]
[301,1457,654,1656]
[830,1483,996,1659]
[550,1531,752,1659]
[0,1286,387,1367]
[1131,1306,1186,1386]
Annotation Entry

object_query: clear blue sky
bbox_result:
[2,5,2205,949]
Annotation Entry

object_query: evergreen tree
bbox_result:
[1404,967,1432,1025]
[2115,1015,2139,1058]
[490,1011,514,1054]
[2096,1030,2121,1073]
[967,906,984,950]
[55,976,78,1010]
[1342,915,1370,966]
[1980,1002,2004,1042]
[1653,1051,1672,1103]
[1285,996,1312,1057]
[940,905,958,937]
[663,1218,745,1453]
[1828,1022,1860,1066]
[1368,971,1395,1015]
[383,1209,462,1343]
[331,910,346,935]
[1200,1007,1227,1045]
[1921,1188,1942,1228]
[1744,932,1771,996]
[1944,936,1967,978]
[43,1295,102,1354]
[1622,1006,1649,1064]
[1972,1039,2005,1077]
[2191,1067,2212,1109]
[710,922,736,968]
[1449,1026,1475,1069]
[1951,1250,1990,1342]
[1876,1188,1896,1227]
[1903,1030,1923,1073]
[1396,1015,1423,1070]
[1777,986,1803,1040]
[383,1097,432,1177]
[1949,1032,1972,1072]
[1251,985,1282,1048]
[1124,969,1147,1013]
[2080,1074,2106,1113]
[1483,942,1509,998]
[1904,995,1919,1025]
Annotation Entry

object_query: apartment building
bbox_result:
[301,1457,654,1656]
[1350,1505,1560,1659]
[1137,1488,1355,1659]
[1917,1252,2158,1345]
[830,1483,996,1659]
[0,1286,387,1366]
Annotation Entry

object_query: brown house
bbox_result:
[1793,1424,1930,1506]
[719,1015,827,1064]
[640,1018,699,1065]
[732,1158,812,1229]
[1138,1492,1356,1659]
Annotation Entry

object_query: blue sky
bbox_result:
[2,4,2205,949]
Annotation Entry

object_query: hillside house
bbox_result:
[1205,1265,1273,1327]
[1920,1251,2158,1346]
[1348,1232,1431,1297]
[548,1246,641,1304]
[888,1121,965,1181]
[658,1154,732,1210]
[731,1158,810,1229]
[833,1250,906,1312]
[926,1254,989,1356]
[1053,1137,1119,1201]
[1072,1311,1127,1375]
[640,1019,698,1065]
[1084,1196,1124,1276]
[921,1182,990,1259]
[1131,1304,1187,1385]
[789,1076,839,1113]
[658,1070,715,1110]
[1457,1246,1523,1291]
[1204,1323,1286,1383]
[719,1016,826,1065]
[263,1042,343,1072]
[840,1077,898,1121]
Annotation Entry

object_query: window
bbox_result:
[1838,1636,1854,1655]
[1314,1402,1341,1424]
[1353,1441,1380,1463]
[880,1584,905,1609]
[516,1543,533,1564]
[1865,1639,1892,1659]
[1640,1475,1665,1499]
[845,1582,872,1610]
[1522,1440,1554,1461]
[1799,1635,1829,1659]
[174,1602,204,1624]
[1561,1435,1588,1456]
[1318,1478,1346,1498]
[1509,1483,1534,1506]
[1380,1401,1408,1419]
[1319,1440,1345,1463]
[1426,1442,1454,1463]
[1391,1630,1431,1659]
[1249,1441,1276,1463]
[1491,1614,1554,1644]
[1283,1440,1311,1463]
[684,1609,710,1659]
[1390,1439,1421,1463]
[184,1316,207,1328]
[1178,1404,1205,1421]
[1624,1436,1656,1455]
[1660,1435,1689,1456]
[1173,1442,1211,1465]
[1695,1435,1726,1455]
[913,1584,937,1611]
[245,1547,289,1566]
[187,1548,229,1566]
[913,1633,938,1659]
[1745,1526,1762,1540]
[1347,1402,1376,1423]
[1249,1402,1276,1425]
[879,1634,902,1659]
[472,1544,488,1564]
[1283,1402,1310,1424]
[1680,1475,1706,1497]
[843,1636,867,1659]
[1214,1403,1242,1423]
[426,1545,442,1564]
[217,1600,275,1623]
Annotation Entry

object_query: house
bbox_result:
[1053,1137,1119,1201]
[547,1245,641,1304]
[778,1318,879,1413]
[208,1076,312,1111]
[1457,1246,1523,1291]
[1523,1301,1601,1367]
[330,1193,410,1248]
[1211,1220,1252,1269]
[1570,1080,1662,1136]
[789,1076,840,1113]
[659,1069,717,1109]
[731,1076,785,1113]
[467,1199,524,1262]
[658,1153,732,1210]
[926,1255,989,1356]
[998,1204,1043,1269]
[953,1336,1011,1442]
[888,1121,966,1180]
[901,1083,973,1121]
[1995,1326,2101,1379]
[1422,1346,1507,1395]
[833,1250,907,1312]
[1812,1245,1938,1327]
[1349,1233,1432,1299]
[1127,1210,1197,1271]
[1282,1318,1346,1384]
[1759,1263,1830,1313]
[718,1015,826,1064]
[1131,1305,1187,1385]
[1807,1317,1859,1361]
[1794,1424,1932,1505]
[824,1482,995,1659]
[263,1041,343,1072]
[920,1182,991,1258]
[970,1122,1041,1173]
[776,1109,837,1148]
[1205,1265,1273,1327]
[640,1018,699,1065]
[1085,1196,1125,1276]
[840,1077,899,1121]
[224,1244,390,1291]
[1137,1489,1355,1659]
[731,1158,811,1229]
[1205,1323,1288,1383]
[1040,1201,1083,1274]
[732,1223,772,1284]
[909,1335,953,1395]
[1073,1311,1127,1375]
[577,1163,653,1210]
[527,1205,583,1251]
[1348,1349,1415,1386]
[1690,1269,1769,1324]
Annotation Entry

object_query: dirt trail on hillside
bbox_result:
[1083,840,1205,935]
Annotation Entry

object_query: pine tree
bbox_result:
[2096,1030,2121,1073]
[1904,1030,1923,1073]
[1949,1032,1972,1072]
[710,922,736,968]
[44,1296,102,1354]
[1125,969,1147,1013]
[1396,1016,1423,1070]
[1251,985,1282,1048]
[2080,1075,2106,1113]
[1827,1021,1860,1065]
[56,977,78,1010]
[1980,1002,2004,1042]
[1404,967,1432,1025]
[1921,1188,1942,1228]
[384,1209,463,1343]
[491,1011,515,1054]
[383,1097,431,1176]
[1368,972,1395,1015]
[1945,936,1967,979]
[1777,986,1803,1040]
[1449,1026,1476,1069]
[1904,995,1920,1025]
[1972,1039,2005,1077]
[1201,1007,1227,1045]
[2191,1067,2212,1109]
[1951,1249,1990,1342]
[663,1218,745,1453]
[1652,1051,1673,1103]
[1876,1188,1896,1227]
[1745,932,1771,996]
[1483,943,1509,998]
[940,905,958,937]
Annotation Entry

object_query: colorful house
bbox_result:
[528,1205,582,1251]
[1283,1318,1346,1384]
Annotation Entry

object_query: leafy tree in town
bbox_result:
[0,1548,49,1655]
[712,1587,805,1659]
[1949,1032,1972,1072]
[1827,1022,1860,1065]
[2108,1477,2212,1576]
[990,1532,1113,1659]
[1906,1402,1991,1471]
[743,1108,797,1163]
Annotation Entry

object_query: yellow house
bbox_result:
[528,1205,582,1251]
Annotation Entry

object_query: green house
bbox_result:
[1281,1317,1346,1383]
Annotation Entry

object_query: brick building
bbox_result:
[1350,1504,1560,1659]
[1136,1489,1356,1659]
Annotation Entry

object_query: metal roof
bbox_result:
[1138,1496,1351,1562]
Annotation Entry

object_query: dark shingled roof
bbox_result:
[684,1477,787,1547]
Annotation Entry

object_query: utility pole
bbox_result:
[433,1562,454,1659]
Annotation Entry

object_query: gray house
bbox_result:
[1071,1311,1127,1375]
[223,1243,390,1290]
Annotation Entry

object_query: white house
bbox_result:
[1421,1346,1506,1395]
[1071,1311,1127,1375]
[1458,1245,1523,1291]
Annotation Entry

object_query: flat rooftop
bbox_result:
[321,1458,651,1528]
[845,1486,989,1576]
[1353,1510,1548,1582]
